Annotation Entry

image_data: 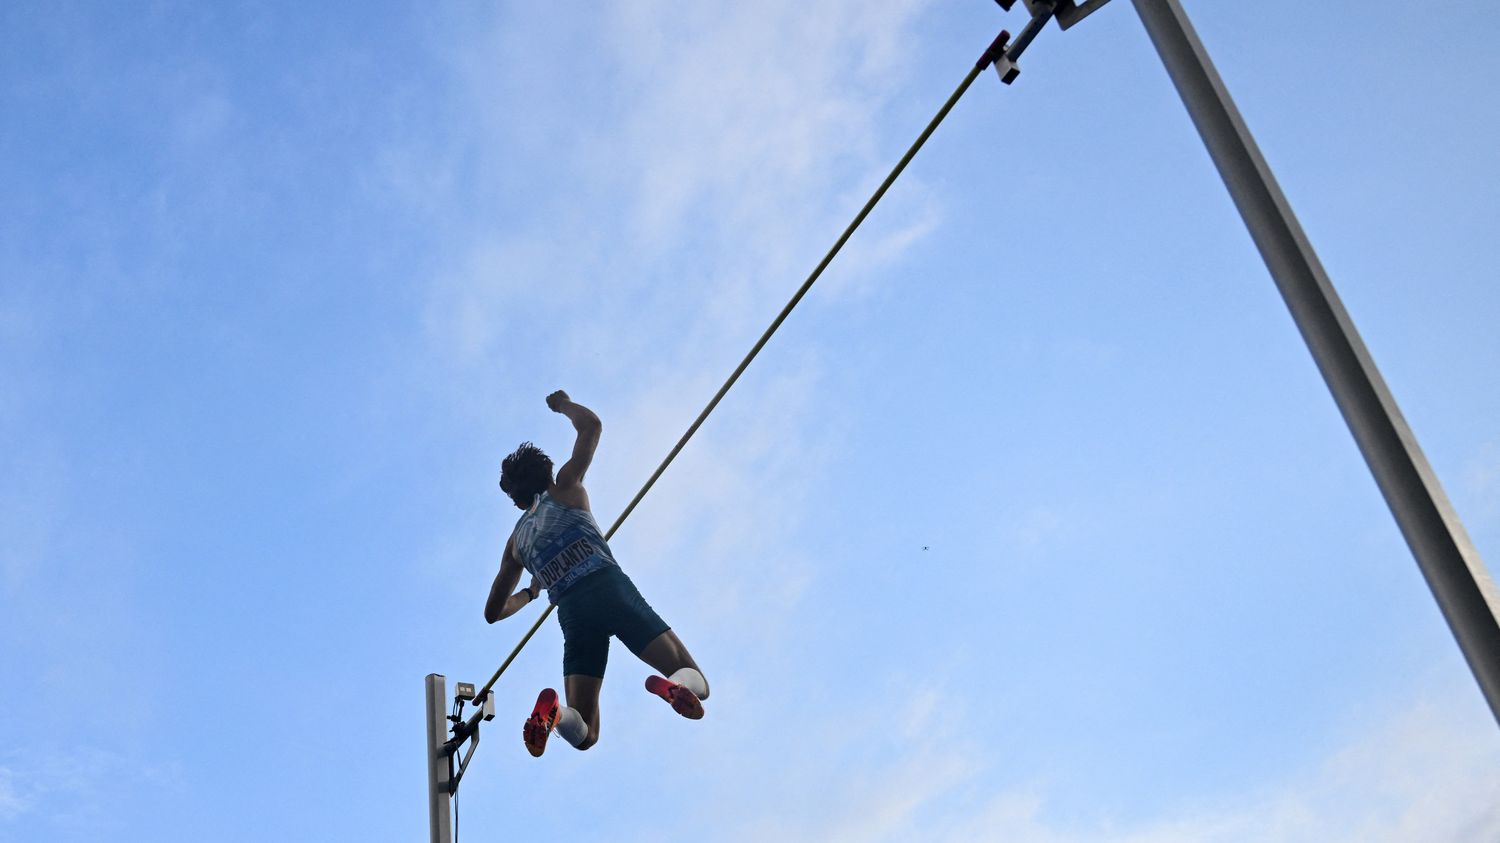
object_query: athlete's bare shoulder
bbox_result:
[547,481,591,512]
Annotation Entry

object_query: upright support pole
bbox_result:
[1131,0,1500,725]
[425,674,454,843]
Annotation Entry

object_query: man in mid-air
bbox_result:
[485,390,710,756]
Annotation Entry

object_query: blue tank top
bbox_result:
[511,491,618,603]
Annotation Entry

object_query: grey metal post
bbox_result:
[1130,0,1500,725]
[426,674,453,843]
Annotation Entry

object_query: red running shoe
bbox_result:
[523,688,560,757]
[645,675,704,720]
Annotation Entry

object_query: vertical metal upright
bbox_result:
[426,674,454,843]
[1130,0,1500,725]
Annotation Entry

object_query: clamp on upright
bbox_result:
[990,0,1113,83]
[440,683,496,796]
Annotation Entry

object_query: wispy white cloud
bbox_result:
[703,685,1500,843]
[0,289,65,594]
[0,447,65,593]
[1005,505,1066,556]
[0,767,33,821]
[0,750,185,830]
[601,0,929,255]
[406,0,938,372]
[1462,441,1500,524]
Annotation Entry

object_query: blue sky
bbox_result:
[3,1,1498,840]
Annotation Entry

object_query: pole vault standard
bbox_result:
[426,675,493,843]
[424,675,453,843]
[1130,0,1500,725]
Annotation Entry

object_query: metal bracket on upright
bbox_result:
[998,0,1113,29]
[1052,0,1115,29]
[443,687,496,797]
[990,0,1114,83]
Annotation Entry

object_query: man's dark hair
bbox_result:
[499,442,554,509]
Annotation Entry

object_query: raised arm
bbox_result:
[546,390,601,490]
[484,535,540,623]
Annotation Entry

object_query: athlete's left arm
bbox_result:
[484,535,539,623]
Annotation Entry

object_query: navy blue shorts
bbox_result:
[555,565,669,679]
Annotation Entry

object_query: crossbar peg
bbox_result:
[976,29,1019,84]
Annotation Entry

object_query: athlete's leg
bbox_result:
[605,568,708,718]
[638,629,709,720]
[563,674,603,750]
[555,587,609,751]
[522,688,561,758]
[636,630,709,699]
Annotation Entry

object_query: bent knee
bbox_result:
[576,729,600,751]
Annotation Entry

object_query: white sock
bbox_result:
[555,706,588,747]
[669,667,708,700]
